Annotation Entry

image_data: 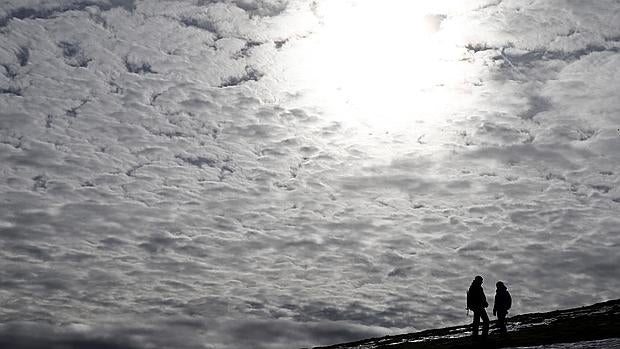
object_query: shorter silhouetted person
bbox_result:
[493,281,512,335]
[467,275,489,338]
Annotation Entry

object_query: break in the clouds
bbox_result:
[1,0,619,348]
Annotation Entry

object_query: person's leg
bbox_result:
[472,311,480,337]
[480,309,489,337]
[498,311,507,334]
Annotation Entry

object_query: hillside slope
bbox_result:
[314,299,620,349]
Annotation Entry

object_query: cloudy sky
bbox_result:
[1,0,619,348]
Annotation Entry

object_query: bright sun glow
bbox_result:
[279,1,472,131]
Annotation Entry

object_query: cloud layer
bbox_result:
[1,0,619,348]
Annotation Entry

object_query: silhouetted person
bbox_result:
[493,281,512,335]
[467,275,489,339]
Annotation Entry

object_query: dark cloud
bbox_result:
[0,320,214,349]
[223,318,386,349]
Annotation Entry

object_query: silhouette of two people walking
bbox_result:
[467,275,512,339]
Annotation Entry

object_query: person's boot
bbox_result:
[482,325,489,339]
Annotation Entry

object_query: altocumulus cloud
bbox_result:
[1,0,620,348]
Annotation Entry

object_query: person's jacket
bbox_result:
[467,283,488,311]
[493,287,512,314]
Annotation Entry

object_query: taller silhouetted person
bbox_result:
[493,281,512,335]
[467,275,489,339]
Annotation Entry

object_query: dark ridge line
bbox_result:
[313,298,620,349]
[0,1,136,28]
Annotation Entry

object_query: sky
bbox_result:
[0,0,619,348]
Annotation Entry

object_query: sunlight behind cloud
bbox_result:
[279,0,473,131]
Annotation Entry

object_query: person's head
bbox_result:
[473,275,483,285]
[496,281,506,290]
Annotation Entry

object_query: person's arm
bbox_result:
[507,292,512,310]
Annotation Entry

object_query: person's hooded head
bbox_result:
[472,275,483,286]
[496,281,506,290]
